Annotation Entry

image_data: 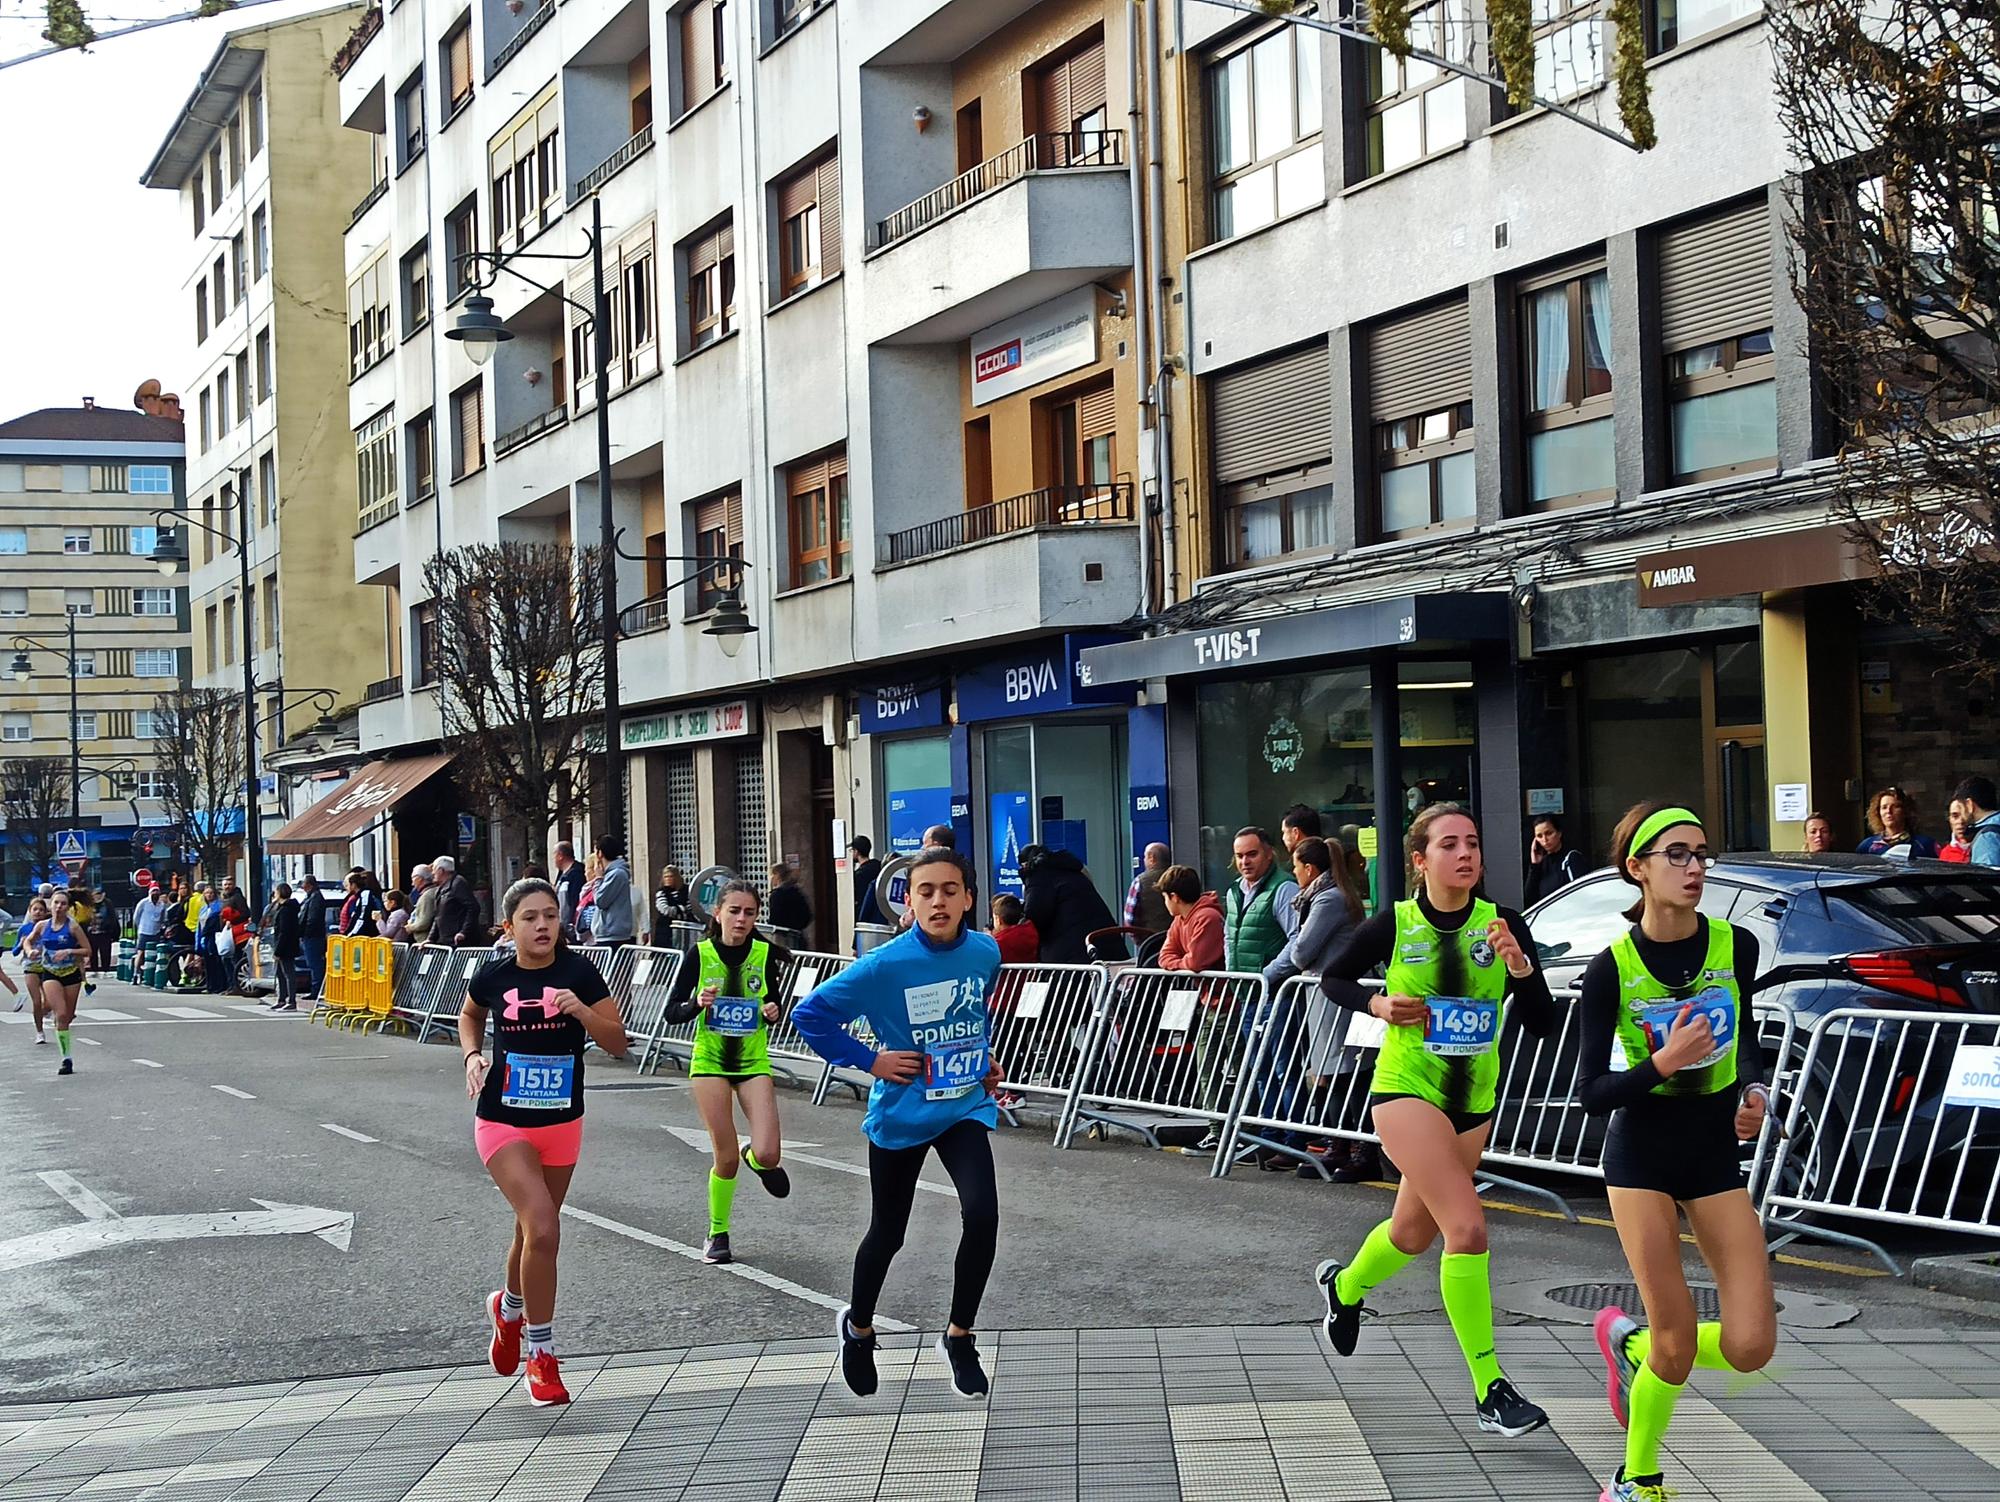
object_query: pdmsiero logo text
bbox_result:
[975,339,1023,382]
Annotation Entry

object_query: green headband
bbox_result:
[1627,806,1705,864]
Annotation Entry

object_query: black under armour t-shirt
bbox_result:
[465,949,611,1126]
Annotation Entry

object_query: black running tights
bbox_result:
[851,1119,998,1331]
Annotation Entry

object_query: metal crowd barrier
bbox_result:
[768,949,854,1090]
[1758,1006,2000,1275]
[618,945,685,1074]
[1059,967,1269,1150]
[983,963,1109,1127]
[390,944,456,1038]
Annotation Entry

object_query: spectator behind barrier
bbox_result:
[1156,866,1224,973]
[990,893,1040,965]
[1953,775,2000,866]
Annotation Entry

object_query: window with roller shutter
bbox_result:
[1209,341,1337,568]
[775,147,841,297]
[677,0,726,119]
[786,448,850,589]
[688,489,745,613]
[1034,30,1110,165]
[1366,298,1475,540]
[442,15,473,116]
[1658,198,1778,482]
[681,216,736,354]
[452,380,484,479]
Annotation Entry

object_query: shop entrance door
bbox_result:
[980,718,1129,921]
[1717,737,1769,852]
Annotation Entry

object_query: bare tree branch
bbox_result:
[421,541,605,855]
[151,686,244,884]
[1775,0,2000,688]
[2,758,71,890]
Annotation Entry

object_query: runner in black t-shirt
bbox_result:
[459,878,627,1407]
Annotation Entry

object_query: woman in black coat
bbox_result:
[1019,845,1120,964]
[264,884,302,1012]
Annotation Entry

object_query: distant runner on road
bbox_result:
[793,845,1004,1402]
[458,877,628,1407]
[22,890,89,1075]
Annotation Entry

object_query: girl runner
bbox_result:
[660,879,793,1265]
[23,891,90,1074]
[12,897,50,1032]
[458,878,628,1407]
[1582,803,1776,1502]
[1312,803,1557,1437]
[793,845,1004,1402]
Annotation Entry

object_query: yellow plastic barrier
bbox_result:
[365,938,399,1032]
[313,939,350,1024]
[337,936,371,1028]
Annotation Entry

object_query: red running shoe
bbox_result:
[486,1290,524,1376]
[1594,1305,1640,1430]
[523,1350,570,1406]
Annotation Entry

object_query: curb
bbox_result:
[1911,1250,2000,1303]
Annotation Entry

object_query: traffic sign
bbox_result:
[59,856,87,878]
[133,867,155,889]
[55,830,87,862]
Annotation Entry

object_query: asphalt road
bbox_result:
[2,976,1994,1402]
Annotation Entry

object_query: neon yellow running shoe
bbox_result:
[1601,1469,1675,1502]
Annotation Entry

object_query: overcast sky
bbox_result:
[0,0,326,422]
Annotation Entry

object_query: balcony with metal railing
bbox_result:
[572,123,654,203]
[362,673,402,705]
[882,481,1133,566]
[618,594,675,636]
[861,130,1132,345]
[494,406,569,458]
[347,175,389,231]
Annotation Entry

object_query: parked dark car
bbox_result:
[1511,853,2000,1208]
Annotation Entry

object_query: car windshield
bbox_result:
[1531,872,1742,965]
[1828,877,2000,945]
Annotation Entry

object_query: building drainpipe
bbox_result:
[1126,1,1153,619]
[1149,0,1177,606]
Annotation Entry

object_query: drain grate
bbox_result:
[1545,1281,1723,1321]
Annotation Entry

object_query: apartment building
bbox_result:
[0,397,188,897]
[332,0,1160,940]
[1067,2,1989,905]
[141,3,382,892]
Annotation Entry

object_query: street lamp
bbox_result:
[610,530,757,660]
[449,198,624,845]
[253,684,341,741]
[10,610,88,824]
[150,471,265,918]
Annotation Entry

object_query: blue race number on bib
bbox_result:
[1640,987,1734,1065]
[925,1035,988,1101]
[500,1053,576,1111]
[1423,998,1498,1056]
[710,997,760,1037]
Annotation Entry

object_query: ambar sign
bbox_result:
[622,699,756,750]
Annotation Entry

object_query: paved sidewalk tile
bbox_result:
[2,1326,1998,1500]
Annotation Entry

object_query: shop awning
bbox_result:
[1076,592,1510,686]
[1634,523,1876,606]
[267,753,453,852]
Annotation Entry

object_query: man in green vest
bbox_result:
[1225,826,1298,972]
[1196,827,1300,1151]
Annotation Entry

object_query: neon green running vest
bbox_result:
[1374,897,1509,1115]
[692,938,775,1078]
[1608,918,1740,1098]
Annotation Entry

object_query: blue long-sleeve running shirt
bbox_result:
[791,924,1002,1150]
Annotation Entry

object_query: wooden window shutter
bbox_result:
[1211,341,1333,483]
[457,384,482,464]
[725,489,744,546]
[696,494,726,534]
[1067,38,1108,119]
[449,23,471,99]
[682,0,715,108]
[1658,198,1773,352]
[716,217,734,260]
[1078,385,1117,440]
[817,152,843,275]
[1366,299,1473,422]
[778,164,816,223]
[689,223,723,275]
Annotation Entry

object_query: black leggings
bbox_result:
[852,1119,999,1332]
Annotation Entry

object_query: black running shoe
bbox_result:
[837,1306,879,1397]
[1315,1258,1366,1357]
[745,1143,791,1199]
[702,1232,732,1265]
[57,1058,74,1076]
[935,1332,988,1400]
[1475,1377,1549,1438]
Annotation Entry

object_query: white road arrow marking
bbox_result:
[0,1173,353,1271]
[658,1124,957,1199]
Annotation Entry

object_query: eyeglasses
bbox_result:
[1638,843,1715,869]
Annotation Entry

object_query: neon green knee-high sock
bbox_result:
[1626,1322,1737,1373]
[1439,1251,1504,1401]
[707,1169,737,1236]
[56,1028,72,1058]
[1625,1360,1687,1478]
[1333,1220,1418,1306]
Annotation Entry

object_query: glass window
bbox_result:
[1364,3,1467,177]
[133,588,176,617]
[73,713,98,741]
[1207,23,1324,241]
[1580,646,1703,857]
[1197,666,1409,894]
[1,713,28,741]
[1532,0,1605,102]
[1524,267,1616,508]
[0,588,26,616]
[1650,0,1759,51]
[73,652,96,678]
[1222,476,1337,568]
[130,465,173,494]
[63,531,91,554]
[135,649,178,678]
[1668,330,1776,481]
[882,736,953,857]
[1376,402,1475,538]
[0,529,25,554]
[64,588,94,617]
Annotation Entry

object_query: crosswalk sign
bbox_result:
[55,830,87,861]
